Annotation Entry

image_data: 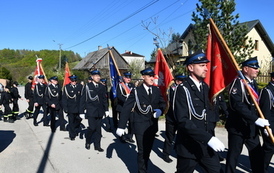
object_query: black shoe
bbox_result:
[9,118,14,123]
[70,137,75,141]
[95,147,104,152]
[126,138,135,143]
[163,155,173,163]
[85,143,90,150]
[60,127,66,131]
[43,124,49,126]
[4,118,8,122]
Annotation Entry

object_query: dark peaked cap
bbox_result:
[241,57,260,69]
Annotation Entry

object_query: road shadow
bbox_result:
[0,130,16,152]
[106,138,137,172]
[36,132,55,173]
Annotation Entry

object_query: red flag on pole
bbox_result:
[205,22,238,102]
[153,48,174,101]
[63,61,71,87]
[31,58,48,89]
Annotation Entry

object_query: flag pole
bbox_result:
[108,48,130,95]
[209,18,274,143]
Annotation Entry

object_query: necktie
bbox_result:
[148,87,152,101]
[200,84,204,95]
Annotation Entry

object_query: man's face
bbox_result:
[175,80,183,85]
[38,78,44,83]
[243,66,259,80]
[51,80,58,85]
[70,80,77,85]
[92,74,101,83]
[187,63,208,81]
[142,75,154,86]
[123,76,131,83]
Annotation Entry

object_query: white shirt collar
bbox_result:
[143,83,151,94]
[189,76,202,91]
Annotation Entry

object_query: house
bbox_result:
[73,46,129,77]
[166,20,274,74]
[120,51,145,70]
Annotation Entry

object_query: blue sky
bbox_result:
[0,0,273,61]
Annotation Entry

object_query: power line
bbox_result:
[65,0,159,50]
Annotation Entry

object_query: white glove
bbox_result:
[105,111,109,117]
[207,136,225,152]
[153,109,162,118]
[116,128,125,137]
[255,118,270,127]
[264,128,272,137]
[126,94,130,98]
[79,114,85,119]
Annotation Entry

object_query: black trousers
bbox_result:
[86,117,102,148]
[262,134,274,173]
[33,104,48,124]
[135,125,156,173]
[163,120,177,156]
[176,153,220,173]
[26,97,34,113]
[225,133,263,173]
[12,99,19,114]
[49,107,64,132]
[67,113,82,139]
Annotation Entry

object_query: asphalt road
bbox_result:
[0,86,273,173]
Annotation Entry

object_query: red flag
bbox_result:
[63,62,71,87]
[154,49,174,101]
[205,22,238,101]
[31,58,48,89]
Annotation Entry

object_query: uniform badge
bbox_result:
[231,88,237,94]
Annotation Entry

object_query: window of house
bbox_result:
[255,40,259,51]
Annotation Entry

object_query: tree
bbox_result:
[191,0,254,62]
[0,65,12,80]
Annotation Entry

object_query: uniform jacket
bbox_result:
[174,77,214,159]
[116,82,134,112]
[225,77,259,137]
[33,83,47,105]
[10,87,21,99]
[165,82,177,123]
[24,82,34,99]
[259,82,274,130]
[118,84,166,135]
[80,82,108,118]
[45,84,62,110]
[62,83,83,114]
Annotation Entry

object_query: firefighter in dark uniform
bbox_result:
[10,81,22,122]
[62,75,83,140]
[225,57,269,173]
[116,71,135,143]
[258,72,274,173]
[81,70,109,152]
[116,67,166,173]
[45,76,65,133]
[173,52,225,173]
[162,74,186,163]
[33,75,48,126]
[0,83,3,120]
[1,85,12,122]
[24,76,34,119]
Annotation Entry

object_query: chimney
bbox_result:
[98,46,102,50]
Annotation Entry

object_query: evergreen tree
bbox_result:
[191,0,254,62]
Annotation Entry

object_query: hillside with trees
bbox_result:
[0,48,82,84]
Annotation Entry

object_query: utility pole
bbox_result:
[58,43,63,72]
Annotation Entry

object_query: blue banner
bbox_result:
[109,54,120,98]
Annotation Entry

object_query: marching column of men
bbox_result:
[4,54,274,173]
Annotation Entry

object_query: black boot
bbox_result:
[25,112,30,119]
[9,116,14,123]
[4,117,8,122]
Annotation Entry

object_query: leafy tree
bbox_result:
[0,65,12,80]
[191,0,254,62]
